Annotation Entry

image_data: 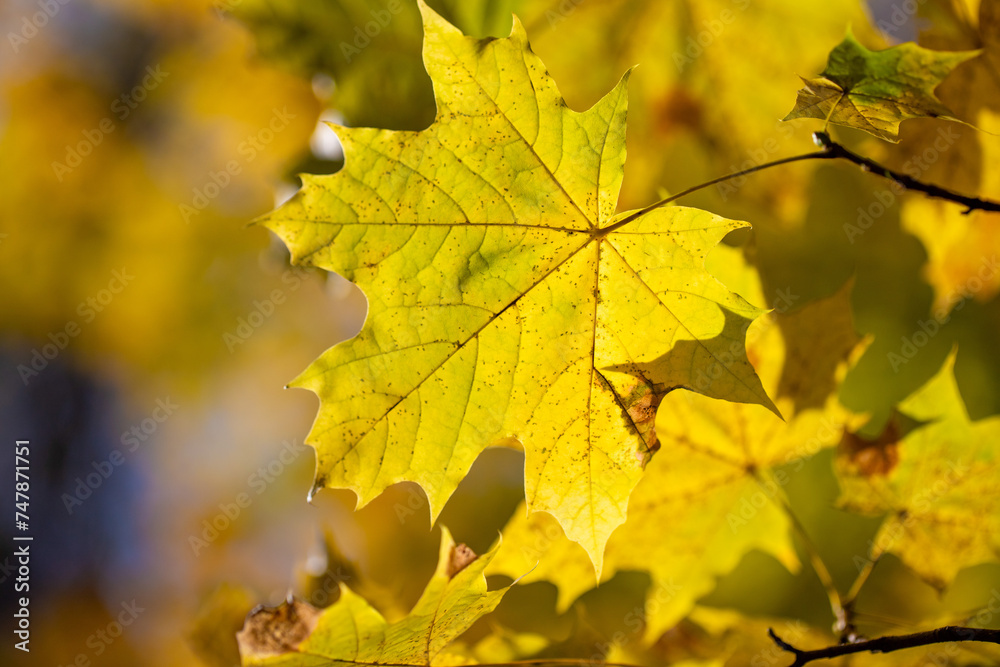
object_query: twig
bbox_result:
[812,131,1000,214]
[604,130,1000,236]
[841,544,882,614]
[602,150,829,233]
[768,626,1000,667]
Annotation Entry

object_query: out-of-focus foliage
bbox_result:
[237,528,508,666]
[837,349,1000,589]
[228,0,520,129]
[0,0,321,379]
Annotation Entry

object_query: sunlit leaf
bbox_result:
[783,30,977,142]
[263,1,774,570]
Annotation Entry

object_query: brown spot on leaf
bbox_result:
[627,391,658,424]
[447,543,477,578]
[237,597,321,659]
[840,418,901,477]
[625,388,662,466]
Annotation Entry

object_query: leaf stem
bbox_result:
[768,625,1000,667]
[604,130,1000,236]
[765,476,848,637]
[602,150,829,234]
[842,544,882,611]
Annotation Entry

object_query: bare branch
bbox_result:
[768,625,1000,667]
[813,132,1000,214]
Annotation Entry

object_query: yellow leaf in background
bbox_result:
[888,2,1000,315]
[264,2,773,571]
[489,273,866,641]
[513,0,874,214]
[238,528,507,666]
[836,349,1000,589]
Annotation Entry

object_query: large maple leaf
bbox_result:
[263,1,773,570]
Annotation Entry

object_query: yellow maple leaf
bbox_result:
[836,348,1000,589]
[263,2,774,570]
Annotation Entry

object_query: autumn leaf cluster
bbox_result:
[218,1,1000,666]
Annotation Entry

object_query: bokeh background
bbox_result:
[1,0,999,665]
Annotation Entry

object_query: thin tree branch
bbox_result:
[604,130,1000,237]
[768,626,1000,667]
[601,150,830,234]
[813,131,1000,214]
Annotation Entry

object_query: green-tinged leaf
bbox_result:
[783,30,977,141]
[836,348,1000,588]
[488,276,867,640]
[237,528,507,666]
[264,1,774,571]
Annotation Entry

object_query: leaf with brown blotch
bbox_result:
[238,528,508,666]
[836,348,1000,589]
